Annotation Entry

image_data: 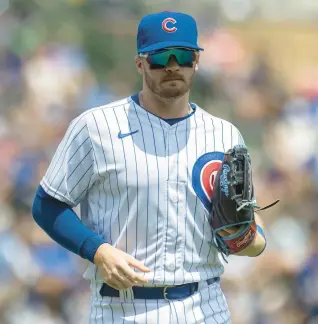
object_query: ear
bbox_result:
[195,52,201,63]
[135,55,143,75]
[194,52,200,72]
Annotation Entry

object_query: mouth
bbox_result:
[162,78,184,82]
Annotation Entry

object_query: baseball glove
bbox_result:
[210,144,278,259]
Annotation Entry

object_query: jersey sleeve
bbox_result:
[220,119,246,151]
[40,115,95,207]
[233,125,245,146]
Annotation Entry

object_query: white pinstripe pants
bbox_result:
[89,279,231,324]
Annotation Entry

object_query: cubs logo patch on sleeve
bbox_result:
[192,151,225,213]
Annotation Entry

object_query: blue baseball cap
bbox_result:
[137,11,204,53]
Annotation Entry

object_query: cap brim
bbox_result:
[138,41,204,53]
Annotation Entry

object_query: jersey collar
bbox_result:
[130,92,196,126]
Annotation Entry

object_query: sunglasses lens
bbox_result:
[147,49,195,68]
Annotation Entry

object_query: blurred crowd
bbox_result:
[1,1,318,324]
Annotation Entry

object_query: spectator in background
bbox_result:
[295,220,318,324]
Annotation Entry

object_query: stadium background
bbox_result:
[1,1,318,323]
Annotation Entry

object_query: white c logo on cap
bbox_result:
[162,18,177,33]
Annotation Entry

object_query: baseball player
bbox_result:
[32,11,268,324]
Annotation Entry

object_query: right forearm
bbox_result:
[32,185,106,262]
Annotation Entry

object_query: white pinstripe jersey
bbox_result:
[41,95,244,286]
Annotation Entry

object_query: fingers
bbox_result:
[113,270,137,289]
[105,267,146,290]
[103,267,135,290]
[96,245,150,289]
[106,277,127,290]
[106,278,143,290]
[118,262,148,284]
[127,256,150,273]
[102,258,149,290]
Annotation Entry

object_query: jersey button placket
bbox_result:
[165,127,176,276]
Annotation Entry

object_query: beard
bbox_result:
[144,69,195,99]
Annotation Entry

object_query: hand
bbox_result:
[93,243,150,290]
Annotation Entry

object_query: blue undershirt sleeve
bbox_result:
[32,185,107,263]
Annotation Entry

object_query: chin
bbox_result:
[159,86,189,99]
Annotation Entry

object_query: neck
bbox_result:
[139,89,190,119]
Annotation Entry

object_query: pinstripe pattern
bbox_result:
[146,111,161,283]
[41,96,244,323]
[183,117,190,285]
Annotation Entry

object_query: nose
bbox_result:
[165,55,180,72]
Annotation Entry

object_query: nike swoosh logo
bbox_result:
[118,130,139,139]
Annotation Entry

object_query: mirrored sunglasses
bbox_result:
[139,48,197,69]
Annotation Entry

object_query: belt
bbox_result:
[99,277,220,301]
